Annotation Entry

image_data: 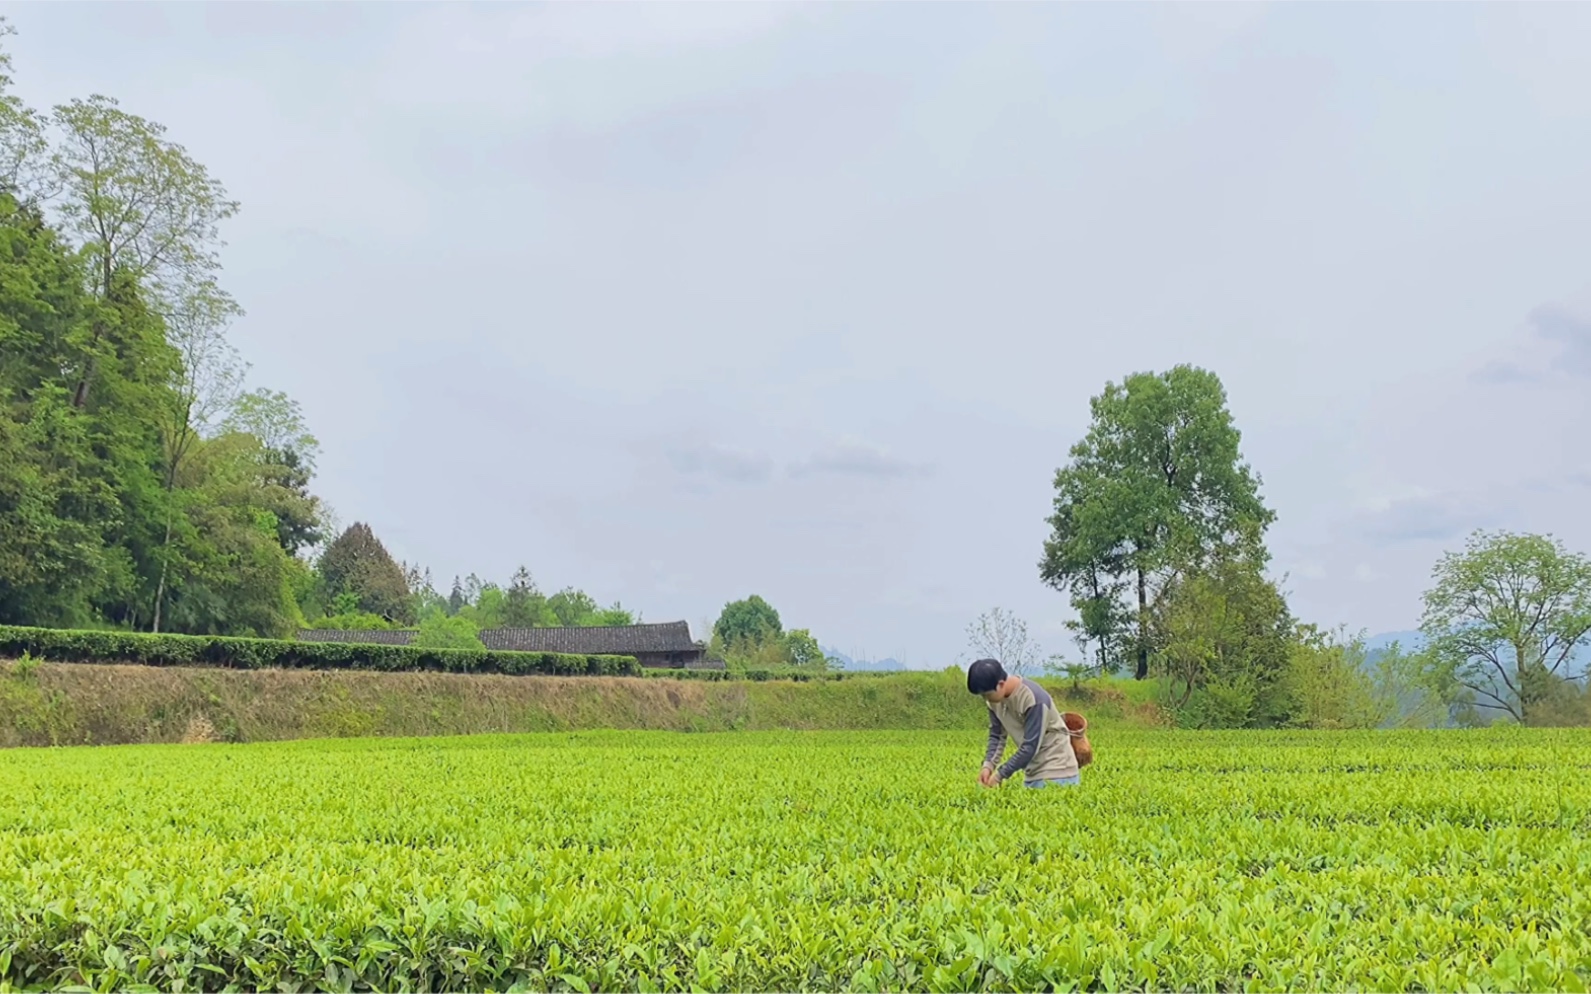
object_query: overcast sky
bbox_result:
[6,3,1590,665]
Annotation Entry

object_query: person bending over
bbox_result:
[967,657,1079,789]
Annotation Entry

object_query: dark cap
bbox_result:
[966,658,1006,694]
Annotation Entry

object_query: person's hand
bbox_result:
[978,765,994,787]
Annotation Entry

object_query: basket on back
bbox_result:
[1061,711,1093,768]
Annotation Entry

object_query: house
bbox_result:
[296,620,726,670]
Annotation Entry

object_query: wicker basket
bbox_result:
[1062,711,1093,768]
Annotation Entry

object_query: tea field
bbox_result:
[1,728,1589,992]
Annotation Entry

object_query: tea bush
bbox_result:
[0,728,1587,991]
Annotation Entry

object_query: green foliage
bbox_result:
[1,728,1588,991]
[0,31,327,641]
[714,595,782,647]
[412,613,484,651]
[317,523,413,624]
[1282,626,1384,730]
[1150,553,1293,726]
[1420,529,1591,724]
[1040,365,1275,679]
[304,611,397,631]
[1366,640,1480,729]
[783,628,826,670]
[501,566,549,627]
[0,624,637,676]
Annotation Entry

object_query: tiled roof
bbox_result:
[481,621,697,655]
[296,629,417,646]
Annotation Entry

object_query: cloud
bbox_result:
[788,441,933,480]
[665,443,774,484]
[1354,492,1495,545]
[1470,359,1540,386]
[1468,302,1591,386]
[1531,304,1591,377]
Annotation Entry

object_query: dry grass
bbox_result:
[0,661,772,746]
[0,660,1158,747]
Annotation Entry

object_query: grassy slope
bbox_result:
[0,660,1165,747]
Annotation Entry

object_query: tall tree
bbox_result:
[1040,365,1274,679]
[0,21,48,204]
[317,523,413,624]
[502,566,549,627]
[221,388,319,473]
[1420,530,1591,724]
[151,283,244,632]
[447,576,465,617]
[156,432,309,638]
[548,586,599,626]
[48,94,239,408]
[714,595,782,647]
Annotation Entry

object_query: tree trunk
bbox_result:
[1135,567,1150,680]
[152,512,172,633]
[71,363,94,408]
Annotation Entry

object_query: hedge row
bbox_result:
[0,626,639,677]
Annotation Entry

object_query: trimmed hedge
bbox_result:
[0,626,639,677]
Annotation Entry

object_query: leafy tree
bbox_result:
[413,613,484,651]
[460,584,506,630]
[965,607,1040,675]
[154,433,309,637]
[150,283,244,631]
[1151,553,1293,726]
[1283,626,1384,730]
[783,629,827,670]
[48,94,239,408]
[1420,530,1591,725]
[714,595,782,647]
[548,587,599,627]
[1041,365,1274,679]
[0,191,117,625]
[0,21,48,200]
[317,523,413,624]
[254,445,323,556]
[221,388,319,474]
[0,24,332,638]
[1366,639,1475,729]
[1065,565,1132,675]
[590,603,635,626]
[447,577,465,617]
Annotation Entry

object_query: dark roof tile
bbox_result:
[296,629,417,646]
[482,621,697,655]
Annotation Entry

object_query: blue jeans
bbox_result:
[1025,775,1080,788]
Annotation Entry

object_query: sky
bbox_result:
[5,3,1590,667]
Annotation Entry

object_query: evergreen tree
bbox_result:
[317,523,413,624]
[502,566,548,627]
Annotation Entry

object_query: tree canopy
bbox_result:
[1040,365,1274,679]
[1420,530,1591,724]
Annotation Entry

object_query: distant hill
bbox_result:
[822,648,906,672]
[1365,630,1426,659]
